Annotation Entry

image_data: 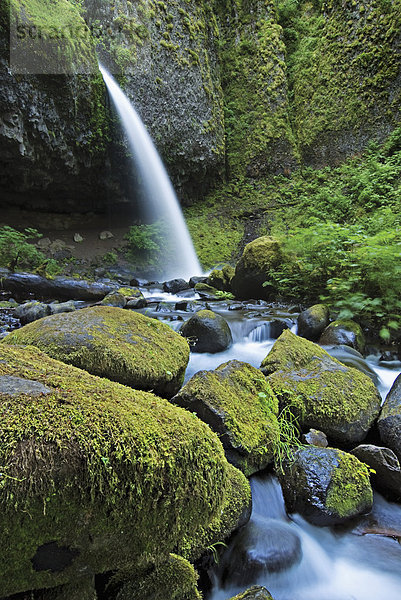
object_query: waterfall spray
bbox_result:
[99,64,202,280]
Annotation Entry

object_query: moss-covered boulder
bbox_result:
[15,301,51,324]
[115,554,201,600]
[227,586,274,600]
[278,447,373,526]
[179,309,233,353]
[378,373,401,462]
[261,330,381,445]
[319,319,365,354]
[297,304,330,341]
[3,306,189,398]
[0,344,250,598]
[172,360,280,476]
[100,291,127,308]
[207,265,235,292]
[231,237,282,300]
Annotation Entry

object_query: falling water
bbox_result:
[99,64,202,280]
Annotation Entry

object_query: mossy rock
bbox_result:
[172,360,280,476]
[0,344,245,597]
[115,554,201,600]
[3,306,189,398]
[279,447,373,526]
[297,304,330,341]
[378,373,401,463]
[227,586,274,600]
[261,330,381,445]
[179,309,233,353]
[11,576,97,600]
[319,319,365,354]
[231,237,282,300]
[100,291,127,308]
[207,265,235,292]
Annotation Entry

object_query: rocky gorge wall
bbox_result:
[0,0,399,214]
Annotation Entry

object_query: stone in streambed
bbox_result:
[278,447,373,525]
[319,319,365,354]
[171,360,280,476]
[378,373,401,463]
[220,517,302,586]
[297,303,329,341]
[0,344,248,598]
[231,236,282,300]
[261,330,381,445]
[179,309,232,353]
[163,279,190,294]
[227,588,274,600]
[351,444,401,499]
[15,301,50,324]
[4,306,189,398]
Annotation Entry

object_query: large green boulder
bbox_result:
[231,237,282,300]
[279,447,373,525]
[3,306,189,398]
[261,330,381,445]
[0,344,250,598]
[172,360,280,476]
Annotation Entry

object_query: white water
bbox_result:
[209,475,401,600]
[99,64,202,280]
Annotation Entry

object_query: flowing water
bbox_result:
[138,287,401,599]
[99,65,202,280]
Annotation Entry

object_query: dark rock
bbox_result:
[319,319,365,354]
[227,587,274,600]
[351,444,401,499]
[322,344,379,385]
[179,309,232,353]
[194,283,222,300]
[32,542,79,573]
[15,301,50,324]
[126,297,147,309]
[302,428,328,448]
[231,237,282,300]
[262,330,381,446]
[162,278,190,294]
[189,276,208,288]
[279,447,373,526]
[0,272,117,301]
[378,373,401,462]
[221,517,301,585]
[171,360,280,476]
[129,278,140,287]
[297,304,329,341]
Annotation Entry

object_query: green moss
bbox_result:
[326,451,373,519]
[0,344,231,597]
[262,330,381,444]
[115,554,201,600]
[117,286,144,298]
[228,586,274,600]
[3,306,189,398]
[174,360,280,476]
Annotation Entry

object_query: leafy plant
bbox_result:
[124,220,171,268]
[0,226,46,271]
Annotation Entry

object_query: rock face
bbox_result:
[378,374,401,462]
[231,237,282,300]
[279,447,373,526]
[319,319,365,354]
[179,309,233,353]
[261,330,381,445]
[227,588,274,600]
[4,306,190,397]
[172,360,280,476]
[0,343,250,598]
[297,304,330,341]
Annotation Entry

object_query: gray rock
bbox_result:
[99,231,114,240]
[179,309,232,353]
[351,444,401,498]
[378,373,401,463]
[101,292,127,308]
[15,301,51,324]
[189,276,208,288]
[49,301,78,315]
[278,447,373,526]
[302,428,328,448]
[297,304,329,341]
[0,375,52,397]
[319,319,365,354]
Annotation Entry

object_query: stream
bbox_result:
[140,286,401,600]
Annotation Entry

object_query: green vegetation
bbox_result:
[124,220,172,269]
[326,451,373,519]
[0,226,60,276]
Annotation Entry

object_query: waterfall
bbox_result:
[99,64,202,280]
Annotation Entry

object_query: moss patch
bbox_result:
[3,306,189,398]
[0,344,231,597]
[172,360,280,476]
[326,450,373,519]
